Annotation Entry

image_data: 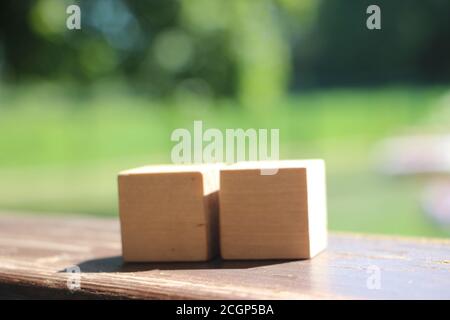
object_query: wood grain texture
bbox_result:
[0,213,449,299]
[219,160,327,259]
[118,165,219,262]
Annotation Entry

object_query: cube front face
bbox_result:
[219,168,311,260]
[119,172,214,262]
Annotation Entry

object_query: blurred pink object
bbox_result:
[375,134,450,228]
[374,134,450,175]
[422,180,450,226]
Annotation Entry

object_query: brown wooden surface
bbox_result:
[0,212,449,299]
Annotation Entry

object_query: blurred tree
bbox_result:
[293,0,450,88]
[180,0,303,109]
[0,0,449,102]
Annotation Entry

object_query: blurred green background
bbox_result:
[0,0,449,237]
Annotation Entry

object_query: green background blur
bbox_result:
[1,0,449,237]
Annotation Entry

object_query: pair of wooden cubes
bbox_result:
[118,160,327,262]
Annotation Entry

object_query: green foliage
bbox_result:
[1,0,449,102]
[0,1,449,238]
[0,85,448,238]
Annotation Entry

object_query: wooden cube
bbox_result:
[118,164,219,262]
[219,160,327,260]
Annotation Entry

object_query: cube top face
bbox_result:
[220,159,324,172]
[219,160,327,260]
[118,166,218,262]
[120,164,217,175]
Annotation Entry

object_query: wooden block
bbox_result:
[219,160,327,260]
[118,164,219,262]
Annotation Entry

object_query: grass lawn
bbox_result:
[0,83,448,238]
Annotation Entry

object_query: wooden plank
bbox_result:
[0,213,449,299]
